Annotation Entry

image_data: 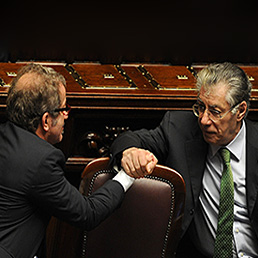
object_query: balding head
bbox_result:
[6,63,66,132]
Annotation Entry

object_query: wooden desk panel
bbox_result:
[0,62,198,170]
[2,62,258,170]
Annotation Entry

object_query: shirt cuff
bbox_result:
[112,166,135,192]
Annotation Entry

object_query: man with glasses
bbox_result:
[0,63,136,258]
[110,62,258,257]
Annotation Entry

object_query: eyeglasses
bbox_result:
[52,104,71,115]
[39,104,71,118]
[192,101,240,122]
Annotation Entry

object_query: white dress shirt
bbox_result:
[193,121,258,257]
[113,167,135,192]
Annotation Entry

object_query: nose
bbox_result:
[62,103,71,120]
[62,110,69,119]
[199,109,212,125]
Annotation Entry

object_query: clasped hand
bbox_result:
[121,147,158,178]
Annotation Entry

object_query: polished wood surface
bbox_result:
[2,62,258,174]
[0,62,198,166]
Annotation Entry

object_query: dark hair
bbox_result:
[6,63,66,132]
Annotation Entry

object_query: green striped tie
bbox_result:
[213,148,234,258]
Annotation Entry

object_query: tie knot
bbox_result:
[219,148,230,164]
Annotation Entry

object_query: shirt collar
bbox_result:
[210,121,246,161]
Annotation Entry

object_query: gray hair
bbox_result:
[196,62,252,115]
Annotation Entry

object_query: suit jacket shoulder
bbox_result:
[0,121,125,257]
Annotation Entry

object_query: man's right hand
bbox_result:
[121,147,158,178]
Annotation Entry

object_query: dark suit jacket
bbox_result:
[110,111,258,251]
[0,121,125,258]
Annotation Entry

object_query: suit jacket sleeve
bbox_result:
[28,148,125,231]
[110,111,171,165]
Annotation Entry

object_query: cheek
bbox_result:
[53,120,64,139]
[55,116,64,128]
[200,124,223,145]
[215,123,236,145]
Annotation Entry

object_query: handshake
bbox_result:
[121,147,158,178]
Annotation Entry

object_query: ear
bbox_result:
[41,112,51,132]
[236,101,247,121]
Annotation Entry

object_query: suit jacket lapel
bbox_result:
[246,120,258,217]
[185,129,208,206]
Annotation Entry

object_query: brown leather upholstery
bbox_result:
[79,157,185,258]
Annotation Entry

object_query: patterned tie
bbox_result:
[213,148,234,258]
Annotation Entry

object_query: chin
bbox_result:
[52,136,63,145]
[58,135,63,143]
[203,135,218,145]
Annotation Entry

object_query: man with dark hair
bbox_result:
[110,62,258,257]
[0,63,135,258]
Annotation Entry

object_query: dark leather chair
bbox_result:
[79,157,185,258]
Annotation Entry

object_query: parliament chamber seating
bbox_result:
[79,157,185,258]
[1,62,258,257]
